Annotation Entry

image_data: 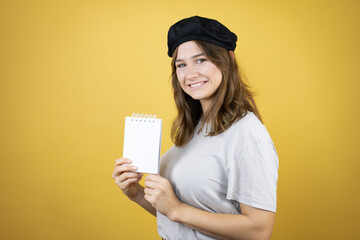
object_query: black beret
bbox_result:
[167,16,238,57]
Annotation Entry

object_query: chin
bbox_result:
[189,95,204,100]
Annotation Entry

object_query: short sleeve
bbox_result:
[226,141,279,212]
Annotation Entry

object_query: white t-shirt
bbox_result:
[157,112,279,240]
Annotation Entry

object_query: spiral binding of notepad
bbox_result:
[130,113,158,122]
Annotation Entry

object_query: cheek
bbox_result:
[176,72,186,85]
[211,67,223,85]
[216,72,223,85]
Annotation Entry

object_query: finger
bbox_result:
[144,179,157,189]
[144,187,154,196]
[145,174,162,182]
[116,172,143,184]
[118,177,140,190]
[115,172,142,185]
[144,193,153,204]
[113,165,137,177]
[115,158,132,166]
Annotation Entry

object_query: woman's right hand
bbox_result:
[112,158,144,201]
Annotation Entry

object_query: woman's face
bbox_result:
[175,41,222,112]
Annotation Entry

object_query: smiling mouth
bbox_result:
[189,81,207,88]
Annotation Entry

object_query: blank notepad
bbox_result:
[122,114,162,174]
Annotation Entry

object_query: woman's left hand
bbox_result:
[144,174,182,220]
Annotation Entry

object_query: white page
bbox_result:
[123,116,162,174]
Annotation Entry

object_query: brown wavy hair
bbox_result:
[171,40,262,147]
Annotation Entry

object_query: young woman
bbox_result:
[112,16,279,240]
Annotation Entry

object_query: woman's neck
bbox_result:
[200,99,211,115]
[200,100,214,123]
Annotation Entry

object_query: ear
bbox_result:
[229,51,235,61]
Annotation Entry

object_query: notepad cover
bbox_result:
[122,117,162,174]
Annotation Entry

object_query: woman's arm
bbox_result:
[144,174,275,240]
[112,158,156,216]
[172,202,275,240]
[129,184,157,216]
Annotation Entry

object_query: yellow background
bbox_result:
[0,0,359,239]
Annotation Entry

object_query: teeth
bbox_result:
[190,82,203,88]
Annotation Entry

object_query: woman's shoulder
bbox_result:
[231,112,263,130]
[226,112,272,143]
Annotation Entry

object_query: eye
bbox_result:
[176,63,186,69]
[196,58,206,64]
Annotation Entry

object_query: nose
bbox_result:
[185,65,199,80]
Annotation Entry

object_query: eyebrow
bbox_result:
[175,53,205,62]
